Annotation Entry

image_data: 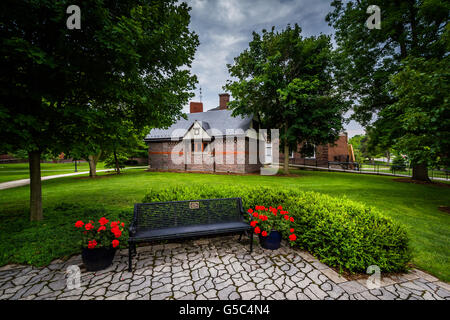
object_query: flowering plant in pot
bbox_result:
[74,217,125,271]
[247,205,297,250]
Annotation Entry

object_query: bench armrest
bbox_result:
[240,208,253,221]
[129,221,137,237]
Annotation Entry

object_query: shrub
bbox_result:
[143,184,411,273]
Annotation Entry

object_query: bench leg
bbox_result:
[238,232,243,241]
[128,242,133,272]
[249,230,253,253]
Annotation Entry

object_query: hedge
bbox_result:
[143,184,411,273]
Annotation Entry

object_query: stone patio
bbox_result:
[0,235,449,300]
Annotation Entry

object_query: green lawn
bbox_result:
[0,169,449,281]
[0,162,110,183]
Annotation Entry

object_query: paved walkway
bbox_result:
[0,235,448,300]
[0,167,146,190]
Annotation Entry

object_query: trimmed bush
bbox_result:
[143,184,411,273]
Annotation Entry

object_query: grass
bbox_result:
[0,162,110,183]
[0,168,449,281]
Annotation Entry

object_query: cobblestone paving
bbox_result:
[0,235,449,300]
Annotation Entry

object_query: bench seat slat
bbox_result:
[130,221,251,241]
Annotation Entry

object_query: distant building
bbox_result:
[277,133,352,167]
[145,93,264,173]
[145,93,351,173]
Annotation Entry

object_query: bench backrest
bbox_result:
[133,198,245,231]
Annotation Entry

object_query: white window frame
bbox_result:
[304,143,316,159]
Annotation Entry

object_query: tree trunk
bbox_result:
[29,150,43,221]
[113,149,120,174]
[88,151,102,177]
[88,155,97,177]
[283,123,289,174]
[412,163,430,181]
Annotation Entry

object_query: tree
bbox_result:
[0,0,198,220]
[326,0,449,180]
[348,135,364,162]
[100,119,149,174]
[377,55,450,180]
[225,24,348,174]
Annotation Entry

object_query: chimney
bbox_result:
[219,93,230,110]
[190,101,203,113]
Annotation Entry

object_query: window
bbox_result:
[191,141,208,152]
[303,142,316,159]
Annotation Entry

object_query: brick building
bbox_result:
[146,93,351,173]
[145,93,264,173]
[277,133,351,167]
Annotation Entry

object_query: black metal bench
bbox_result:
[128,197,253,271]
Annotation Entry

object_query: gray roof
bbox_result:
[145,109,253,141]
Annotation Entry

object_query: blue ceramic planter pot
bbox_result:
[259,230,282,250]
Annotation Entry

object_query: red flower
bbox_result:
[75,220,84,228]
[280,210,287,215]
[112,240,119,248]
[289,234,297,241]
[250,220,258,227]
[85,223,94,231]
[289,217,294,222]
[248,208,253,214]
[121,222,125,227]
[97,225,106,233]
[112,227,122,238]
[87,239,97,249]
[254,227,261,234]
[99,217,109,226]
[290,228,294,233]
[252,212,258,217]
[284,215,289,220]
[111,221,119,228]
[277,205,283,210]
[261,231,268,237]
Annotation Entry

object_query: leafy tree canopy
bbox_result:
[225,24,348,173]
[0,0,199,219]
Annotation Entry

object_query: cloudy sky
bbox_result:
[184,0,365,138]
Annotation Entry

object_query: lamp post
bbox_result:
[74,159,78,172]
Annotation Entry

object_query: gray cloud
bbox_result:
[183,0,365,137]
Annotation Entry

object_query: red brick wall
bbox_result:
[328,134,349,162]
[279,142,328,167]
[148,137,263,173]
